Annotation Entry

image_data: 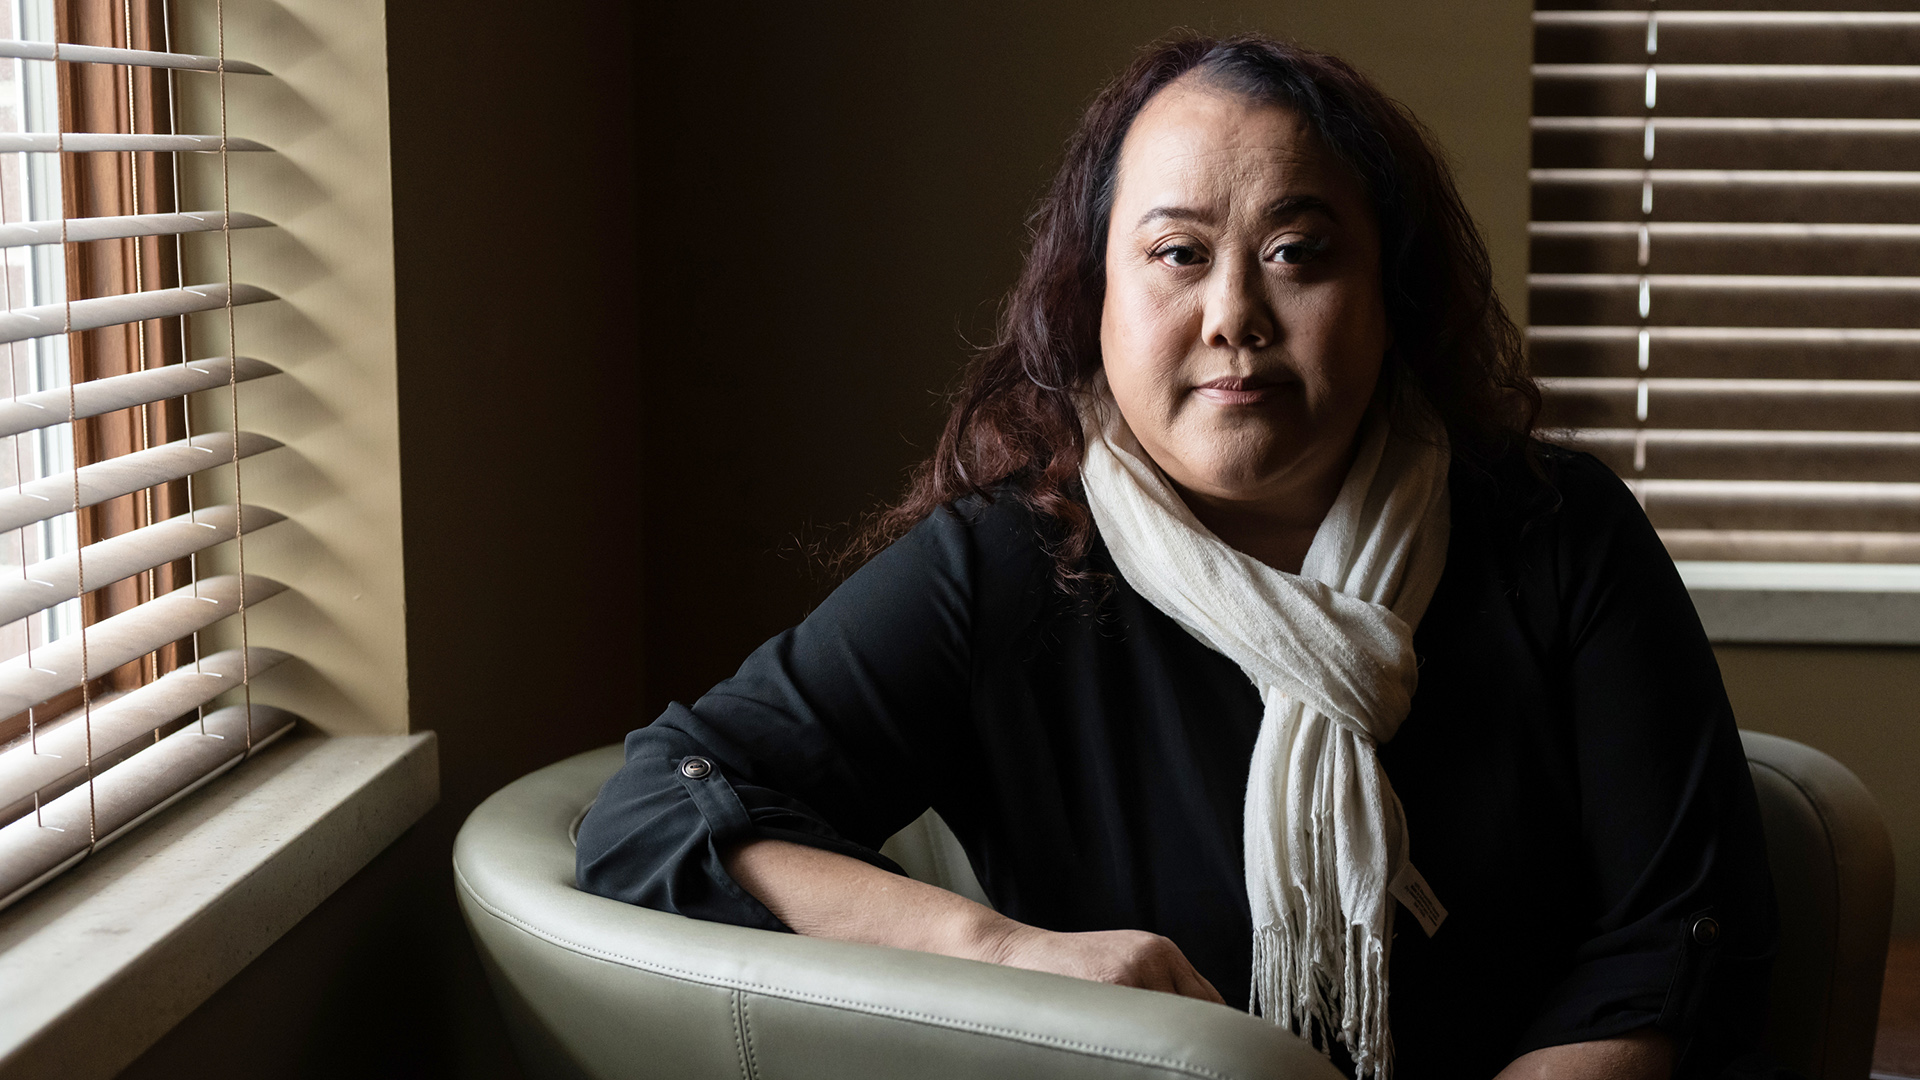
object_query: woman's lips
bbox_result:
[1192,377,1284,406]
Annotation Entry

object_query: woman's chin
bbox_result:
[1168,453,1317,507]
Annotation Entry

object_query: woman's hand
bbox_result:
[973,921,1226,1005]
[724,837,1223,1005]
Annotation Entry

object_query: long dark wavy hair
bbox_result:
[849,33,1538,585]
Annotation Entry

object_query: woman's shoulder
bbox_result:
[1447,438,1674,607]
[859,485,1062,597]
[1452,438,1646,535]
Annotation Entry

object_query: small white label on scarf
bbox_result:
[1390,861,1448,937]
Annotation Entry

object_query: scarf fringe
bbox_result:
[1251,922,1393,1080]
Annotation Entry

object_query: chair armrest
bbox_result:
[1740,730,1895,1080]
[454,746,1341,1080]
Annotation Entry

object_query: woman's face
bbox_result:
[1099,79,1389,516]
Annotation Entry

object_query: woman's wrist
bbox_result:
[944,902,1027,965]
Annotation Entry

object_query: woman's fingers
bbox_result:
[1144,936,1225,1004]
[1169,955,1226,1005]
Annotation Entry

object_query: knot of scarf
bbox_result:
[1079,399,1450,1080]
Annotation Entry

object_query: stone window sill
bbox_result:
[1682,562,1920,646]
[0,729,437,1080]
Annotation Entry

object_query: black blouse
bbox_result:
[576,447,1778,1079]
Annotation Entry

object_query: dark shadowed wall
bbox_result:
[121,2,1532,1075]
[638,0,1533,717]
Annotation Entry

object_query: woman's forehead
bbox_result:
[1113,81,1342,217]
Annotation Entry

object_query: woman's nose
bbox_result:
[1201,255,1275,351]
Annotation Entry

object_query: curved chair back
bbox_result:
[1741,731,1895,1080]
[455,745,1341,1080]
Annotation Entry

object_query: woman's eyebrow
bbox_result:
[1266,195,1338,223]
[1134,195,1338,230]
[1135,205,1211,228]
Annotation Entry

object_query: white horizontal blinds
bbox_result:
[0,647,286,822]
[0,210,268,247]
[0,703,295,909]
[0,132,266,151]
[0,282,270,342]
[0,39,268,74]
[1530,2,1920,564]
[0,0,291,913]
[0,355,275,437]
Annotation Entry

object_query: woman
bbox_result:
[578,35,1777,1080]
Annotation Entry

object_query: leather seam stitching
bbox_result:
[742,991,761,1080]
[454,871,1236,1080]
[732,988,752,1080]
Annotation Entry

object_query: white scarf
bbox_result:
[1079,398,1450,1080]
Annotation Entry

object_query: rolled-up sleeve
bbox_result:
[1515,454,1777,1073]
[574,501,982,930]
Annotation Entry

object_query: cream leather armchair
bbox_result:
[453,732,1892,1080]
[1741,731,1895,1080]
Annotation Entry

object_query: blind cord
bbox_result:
[121,0,164,713]
[158,0,209,732]
[51,37,99,854]
[1630,1,1658,497]
[215,0,252,754]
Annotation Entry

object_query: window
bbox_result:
[0,0,425,1071]
[1530,5,1920,573]
[0,0,291,909]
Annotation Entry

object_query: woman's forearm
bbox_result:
[721,837,1225,1004]
[1494,1028,1673,1080]
[721,836,1004,958]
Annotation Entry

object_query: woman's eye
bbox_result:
[1270,238,1327,265]
[1152,244,1205,267]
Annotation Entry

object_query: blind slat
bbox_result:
[1532,275,1920,327]
[0,646,290,824]
[0,211,270,249]
[1533,222,1920,237]
[1633,479,1920,531]
[1532,325,1920,343]
[1658,529,1920,563]
[1531,225,1920,277]
[1531,119,1920,171]
[0,39,268,75]
[0,356,277,439]
[1535,117,1920,133]
[0,431,280,535]
[0,503,282,626]
[0,282,275,345]
[1533,273,1920,286]
[1537,12,1920,26]
[0,133,269,154]
[0,574,285,718]
[0,704,296,913]
[1540,377,1920,432]
[1536,63,1920,78]
[1555,428,1920,482]
[1533,168,1920,184]
[1535,70,1920,121]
